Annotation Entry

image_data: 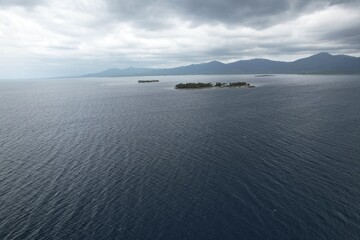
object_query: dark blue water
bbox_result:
[1,75,360,240]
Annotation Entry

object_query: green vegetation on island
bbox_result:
[138,80,159,83]
[175,82,254,89]
[175,82,213,89]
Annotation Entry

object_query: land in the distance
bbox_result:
[138,80,159,83]
[82,52,360,77]
[175,82,255,89]
[254,74,274,77]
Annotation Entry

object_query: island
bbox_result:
[254,74,274,77]
[138,80,159,83]
[175,82,255,89]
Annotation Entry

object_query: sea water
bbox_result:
[0,75,359,239]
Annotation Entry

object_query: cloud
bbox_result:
[0,0,359,78]
[0,0,45,7]
[104,0,359,29]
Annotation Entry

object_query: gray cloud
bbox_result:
[321,25,360,46]
[104,0,359,29]
[1,0,358,29]
[0,0,44,7]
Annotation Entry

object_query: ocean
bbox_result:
[0,74,359,240]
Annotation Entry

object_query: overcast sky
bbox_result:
[0,0,359,78]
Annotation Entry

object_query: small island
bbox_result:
[175,82,255,89]
[254,74,274,77]
[138,80,159,83]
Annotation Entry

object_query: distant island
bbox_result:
[82,53,360,78]
[175,82,255,89]
[254,74,274,77]
[138,80,159,83]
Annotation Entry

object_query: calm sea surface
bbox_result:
[0,75,360,240]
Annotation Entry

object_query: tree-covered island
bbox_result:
[175,82,255,89]
[138,80,159,83]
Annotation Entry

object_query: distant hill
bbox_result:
[82,53,360,77]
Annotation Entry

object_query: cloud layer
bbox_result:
[0,0,359,78]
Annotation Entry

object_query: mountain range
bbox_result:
[82,53,360,77]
